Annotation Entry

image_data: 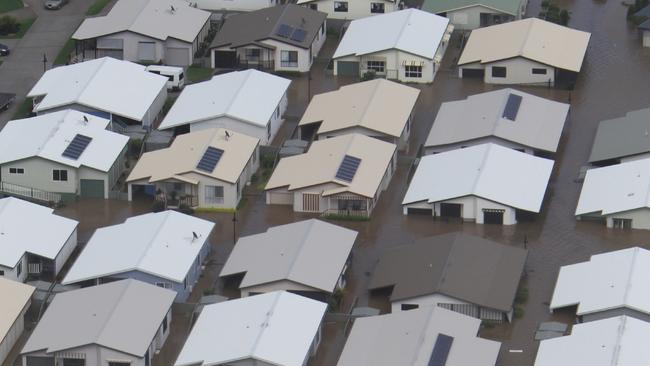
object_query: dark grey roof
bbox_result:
[210,4,326,50]
[369,232,527,312]
[635,4,650,18]
[640,18,650,30]
[588,108,650,163]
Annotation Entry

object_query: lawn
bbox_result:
[53,39,75,65]
[1,17,35,39]
[186,66,214,83]
[86,0,113,16]
[0,0,23,13]
[12,97,33,120]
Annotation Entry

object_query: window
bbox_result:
[280,50,298,67]
[155,282,172,289]
[267,121,272,139]
[334,1,348,12]
[53,169,68,181]
[184,276,188,289]
[17,262,22,277]
[367,60,385,73]
[370,2,385,13]
[108,362,130,366]
[309,3,317,10]
[401,304,419,311]
[0,270,4,276]
[405,65,422,78]
[245,48,260,60]
[178,72,184,81]
[205,185,224,204]
[321,23,325,35]
[532,68,547,75]
[9,168,24,174]
[275,105,280,119]
[613,218,632,229]
[491,66,507,78]
[162,314,169,333]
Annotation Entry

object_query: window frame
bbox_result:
[532,68,547,75]
[404,65,422,78]
[280,50,298,67]
[205,185,225,204]
[366,60,385,73]
[370,2,385,13]
[491,66,507,78]
[334,1,348,12]
[52,169,68,182]
[9,167,24,174]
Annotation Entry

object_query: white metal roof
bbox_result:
[27,58,168,122]
[186,0,273,12]
[220,219,357,293]
[337,306,500,366]
[159,70,291,130]
[535,316,650,366]
[333,9,450,60]
[72,0,211,43]
[0,110,129,172]
[402,143,554,212]
[0,278,34,345]
[174,291,327,366]
[550,247,650,316]
[575,157,650,216]
[62,211,214,285]
[0,197,78,269]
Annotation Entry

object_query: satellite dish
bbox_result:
[83,115,89,123]
[192,231,199,240]
[225,131,231,140]
[170,5,176,12]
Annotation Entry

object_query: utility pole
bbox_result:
[42,53,48,72]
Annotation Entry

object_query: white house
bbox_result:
[458,18,591,86]
[402,143,554,225]
[209,5,327,73]
[21,280,175,366]
[184,0,279,12]
[575,157,650,230]
[127,128,259,209]
[0,279,35,366]
[62,211,214,302]
[72,0,211,66]
[332,9,453,83]
[296,0,398,20]
[535,316,650,366]
[0,110,129,201]
[174,291,327,366]
[27,58,168,128]
[0,197,78,283]
[337,306,501,366]
[421,0,528,30]
[298,79,420,150]
[220,219,356,301]
[549,247,650,323]
[424,88,570,156]
[265,133,397,218]
[158,70,290,145]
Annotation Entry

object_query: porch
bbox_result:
[322,193,373,218]
[153,182,199,209]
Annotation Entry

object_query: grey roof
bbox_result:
[220,219,357,293]
[425,88,570,153]
[640,18,650,30]
[369,233,527,312]
[588,108,650,163]
[22,279,175,357]
[635,4,650,18]
[210,4,326,50]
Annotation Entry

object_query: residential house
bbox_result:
[402,143,554,225]
[298,79,420,150]
[535,316,649,366]
[61,211,214,302]
[422,0,528,30]
[127,128,259,209]
[27,58,168,128]
[0,110,129,201]
[332,9,453,83]
[458,18,591,86]
[575,157,650,229]
[369,233,527,322]
[424,88,569,156]
[337,306,501,366]
[21,279,175,366]
[72,0,211,66]
[296,0,398,21]
[636,5,650,47]
[183,0,279,12]
[0,197,78,283]
[158,70,290,145]
[588,108,650,166]
[550,247,650,323]
[265,133,397,218]
[174,291,327,366]
[0,279,35,366]
[209,5,327,72]
[220,219,357,301]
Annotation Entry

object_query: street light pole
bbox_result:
[232,210,237,245]
[42,53,48,72]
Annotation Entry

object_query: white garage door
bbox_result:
[137,41,156,61]
[268,191,293,205]
[166,47,191,66]
[97,38,123,60]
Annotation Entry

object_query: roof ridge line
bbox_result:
[134,211,174,271]
[358,80,383,129]
[394,9,415,51]
[520,18,537,57]
[75,58,109,104]
[286,220,316,282]
[225,71,254,117]
[622,248,639,306]
[251,292,283,358]
[471,144,493,195]
[492,89,512,135]
[96,280,133,347]
[434,237,457,293]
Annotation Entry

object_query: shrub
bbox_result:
[515,286,529,304]
[152,200,165,212]
[178,203,194,215]
[0,15,19,36]
[361,70,376,81]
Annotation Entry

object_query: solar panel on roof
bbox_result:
[196,147,224,173]
[62,134,92,160]
[503,93,523,121]
[276,24,294,38]
[290,28,307,42]
[335,155,361,183]
[428,334,454,366]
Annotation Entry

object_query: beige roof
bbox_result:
[458,18,591,72]
[127,128,258,184]
[0,278,34,345]
[265,134,396,198]
[299,79,420,138]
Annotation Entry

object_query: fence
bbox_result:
[0,181,62,204]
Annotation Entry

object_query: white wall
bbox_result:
[1,157,78,195]
[0,299,30,366]
[460,58,555,86]
[445,5,505,31]
[97,30,200,65]
[403,196,518,225]
[0,255,27,282]
[605,208,650,230]
[240,280,322,297]
[54,229,78,277]
[424,136,534,155]
[302,0,397,20]
[643,30,650,47]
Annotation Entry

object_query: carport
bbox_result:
[440,203,462,218]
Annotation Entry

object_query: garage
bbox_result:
[213,50,237,68]
[80,179,105,199]
[461,68,485,78]
[440,203,462,218]
[166,47,191,66]
[337,61,360,76]
[407,207,433,215]
[137,41,156,61]
[483,209,505,225]
[25,357,55,366]
[96,38,123,60]
[268,191,293,205]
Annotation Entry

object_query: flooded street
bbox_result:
[43,1,650,366]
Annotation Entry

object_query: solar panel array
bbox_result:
[196,147,224,173]
[502,93,523,121]
[290,29,307,42]
[335,155,361,183]
[276,24,294,38]
[428,334,454,366]
[62,134,93,160]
